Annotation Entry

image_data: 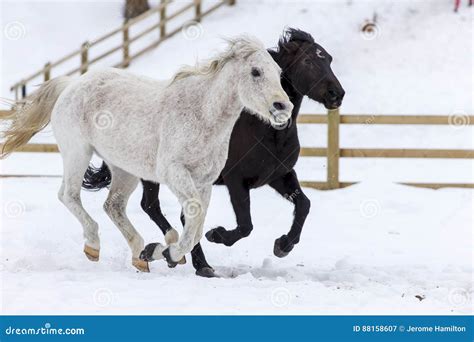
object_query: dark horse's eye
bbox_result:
[251,68,261,77]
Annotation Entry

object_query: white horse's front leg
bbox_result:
[145,165,210,266]
[193,186,211,246]
[169,184,212,263]
[163,185,210,266]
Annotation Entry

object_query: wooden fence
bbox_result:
[1,109,473,190]
[298,110,474,190]
[10,0,235,100]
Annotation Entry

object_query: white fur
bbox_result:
[51,36,293,265]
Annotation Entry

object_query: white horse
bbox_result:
[1,36,293,272]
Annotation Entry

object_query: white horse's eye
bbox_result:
[316,49,325,59]
[251,68,261,77]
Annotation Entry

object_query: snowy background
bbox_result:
[0,0,473,314]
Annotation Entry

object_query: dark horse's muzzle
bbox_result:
[325,86,345,109]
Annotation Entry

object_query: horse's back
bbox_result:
[51,67,166,180]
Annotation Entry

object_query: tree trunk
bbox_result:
[124,0,150,20]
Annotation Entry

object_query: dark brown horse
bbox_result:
[82,28,345,277]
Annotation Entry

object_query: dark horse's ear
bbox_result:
[277,27,315,55]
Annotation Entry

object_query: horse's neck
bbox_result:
[270,50,304,120]
[201,66,243,127]
[281,75,304,120]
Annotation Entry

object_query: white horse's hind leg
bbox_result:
[103,166,151,272]
[58,145,100,261]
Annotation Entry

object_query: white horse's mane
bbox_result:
[172,35,265,82]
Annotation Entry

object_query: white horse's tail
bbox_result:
[1,76,71,158]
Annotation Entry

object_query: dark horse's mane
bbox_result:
[270,28,315,55]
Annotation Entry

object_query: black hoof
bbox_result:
[140,243,158,262]
[273,235,294,258]
[205,226,227,244]
[195,266,218,278]
[162,247,179,268]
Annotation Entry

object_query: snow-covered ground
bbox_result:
[0,0,473,315]
[1,178,472,314]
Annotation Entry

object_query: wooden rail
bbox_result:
[298,114,473,125]
[10,0,235,100]
[1,110,473,189]
[300,148,474,159]
[297,111,474,190]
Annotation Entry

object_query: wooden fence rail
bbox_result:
[10,0,235,100]
[1,110,472,189]
[301,110,474,190]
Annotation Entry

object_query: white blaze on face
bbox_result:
[316,49,325,59]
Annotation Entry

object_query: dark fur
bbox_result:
[82,28,345,277]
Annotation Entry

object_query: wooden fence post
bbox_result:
[160,0,167,38]
[21,83,26,99]
[327,108,340,189]
[80,42,89,74]
[195,0,202,21]
[123,24,130,68]
[44,62,51,81]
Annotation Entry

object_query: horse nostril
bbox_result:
[328,90,338,101]
[273,102,286,111]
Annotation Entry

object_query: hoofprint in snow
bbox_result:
[1,177,472,315]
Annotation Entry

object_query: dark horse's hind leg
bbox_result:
[268,170,310,258]
[139,180,216,277]
[179,212,216,278]
[140,180,174,237]
[205,179,253,246]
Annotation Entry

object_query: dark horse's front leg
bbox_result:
[268,170,311,257]
[205,179,253,246]
[139,180,215,277]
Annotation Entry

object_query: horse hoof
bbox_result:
[162,247,179,268]
[273,235,294,258]
[84,245,99,262]
[140,243,158,262]
[195,266,218,278]
[205,226,226,244]
[132,258,150,272]
[178,256,187,265]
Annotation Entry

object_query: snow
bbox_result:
[0,0,473,315]
[1,178,472,314]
